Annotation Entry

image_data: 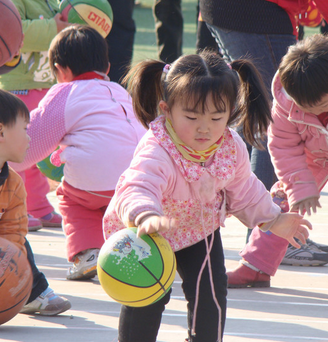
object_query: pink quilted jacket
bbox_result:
[268,72,328,207]
[104,116,281,251]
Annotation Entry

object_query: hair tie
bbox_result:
[163,64,170,74]
[227,63,232,70]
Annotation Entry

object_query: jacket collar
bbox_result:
[150,116,237,182]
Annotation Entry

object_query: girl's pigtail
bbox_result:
[122,60,166,129]
[230,59,272,148]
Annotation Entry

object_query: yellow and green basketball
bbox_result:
[97,227,176,307]
[59,0,113,38]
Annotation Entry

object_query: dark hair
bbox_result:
[0,89,29,126]
[279,34,328,107]
[123,50,271,147]
[49,25,109,77]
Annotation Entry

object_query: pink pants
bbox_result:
[240,181,292,276]
[15,89,54,217]
[56,181,114,261]
[17,165,52,217]
[240,227,289,276]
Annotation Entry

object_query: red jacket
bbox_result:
[267,0,328,35]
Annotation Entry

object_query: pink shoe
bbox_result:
[28,214,43,232]
[227,263,270,288]
[39,211,62,228]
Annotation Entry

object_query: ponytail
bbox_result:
[123,60,166,129]
[230,59,272,148]
[123,53,272,148]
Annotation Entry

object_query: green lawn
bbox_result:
[132,1,321,65]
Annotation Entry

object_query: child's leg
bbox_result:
[24,165,53,218]
[56,181,114,261]
[24,238,48,303]
[176,230,227,342]
[22,238,71,316]
[240,226,288,276]
[118,291,171,342]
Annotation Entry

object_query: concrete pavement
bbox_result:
[0,185,327,342]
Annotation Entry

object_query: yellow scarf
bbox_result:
[165,119,224,163]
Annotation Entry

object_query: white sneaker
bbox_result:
[20,287,71,316]
[66,248,99,280]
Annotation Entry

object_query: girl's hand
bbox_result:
[137,215,175,237]
[54,13,71,32]
[290,197,321,216]
[269,213,312,249]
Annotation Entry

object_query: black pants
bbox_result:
[106,0,136,83]
[118,229,227,342]
[25,238,48,303]
[153,0,183,63]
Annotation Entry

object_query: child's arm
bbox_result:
[113,138,175,229]
[291,196,321,216]
[0,168,28,255]
[137,215,175,237]
[264,212,312,249]
[268,100,320,209]
[12,0,58,53]
[225,132,312,247]
[11,83,71,172]
[225,131,282,228]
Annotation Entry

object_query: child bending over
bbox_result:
[228,34,328,289]
[103,51,311,342]
[11,25,146,280]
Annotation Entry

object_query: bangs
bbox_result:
[166,74,237,113]
[19,105,30,123]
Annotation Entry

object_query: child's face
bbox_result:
[162,95,230,151]
[296,93,328,115]
[1,115,30,163]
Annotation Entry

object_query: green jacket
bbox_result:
[0,0,59,91]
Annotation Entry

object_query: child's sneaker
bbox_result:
[39,211,62,228]
[27,214,43,232]
[281,243,328,266]
[305,238,328,253]
[66,248,99,280]
[20,287,71,316]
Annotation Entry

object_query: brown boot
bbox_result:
[227,263,270,288]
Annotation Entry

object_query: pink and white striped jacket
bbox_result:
[11,79,147,191]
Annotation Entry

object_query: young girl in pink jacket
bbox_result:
[228,34,328,289]
[103,51,311,342]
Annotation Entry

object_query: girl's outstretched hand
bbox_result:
[269,213,312,248]
[290,196,321,216]
[137,215,175,237]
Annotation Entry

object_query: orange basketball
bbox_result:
[0,0,23,66]
[0,237,32,325]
